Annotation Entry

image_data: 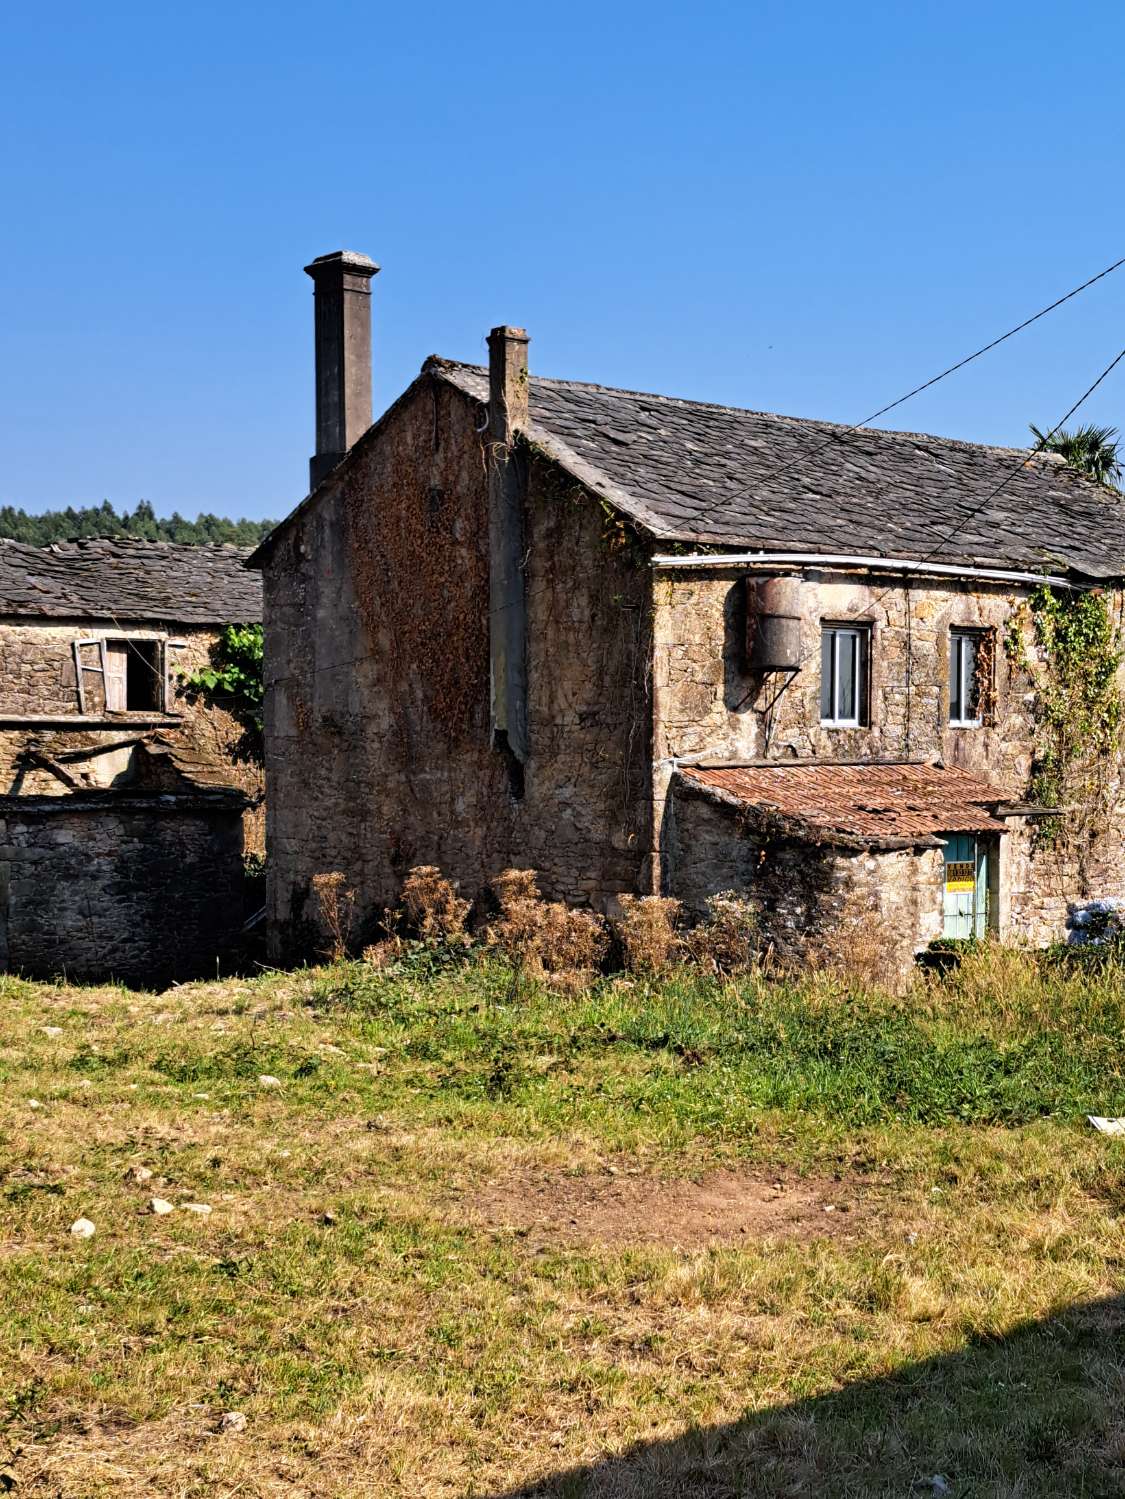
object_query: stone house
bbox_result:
[252,250,1125,975]
[0,538,263,984]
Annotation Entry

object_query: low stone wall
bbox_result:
[665,780,943,984]
[0,793,246,987]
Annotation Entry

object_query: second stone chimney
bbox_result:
[487,326,531,771]
[304,250,379,490]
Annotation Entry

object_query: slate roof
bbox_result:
[0,539,262,624]
[430,359,1125,580]
[135,733,251,796]
[678,761,1008,847]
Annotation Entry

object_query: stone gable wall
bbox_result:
[262,377,651,962]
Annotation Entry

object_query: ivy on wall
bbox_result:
[181,624,264,763]
[1004,585,1124,865]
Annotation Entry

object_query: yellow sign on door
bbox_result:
[945,861,975,892]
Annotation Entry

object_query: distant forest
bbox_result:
[0,500,276,547]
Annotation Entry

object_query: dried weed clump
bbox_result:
[311,871,356,961]
[805,912,904,993]
[486,868,608,977]
[400,865,471,943]
[614,895,683,974]
[683,890,760,976]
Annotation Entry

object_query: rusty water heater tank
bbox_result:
[746,575,802,672]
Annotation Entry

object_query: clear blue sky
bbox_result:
[2,0,1123,522]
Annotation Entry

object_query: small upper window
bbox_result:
[105,639,165,712]
[949,629,982,727]
[820,624,869,727]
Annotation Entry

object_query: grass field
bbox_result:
[2,946,1124,1496]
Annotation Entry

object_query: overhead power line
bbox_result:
[694,251,1125,530]
[906,342,1125,570]
[768,339,1125,694]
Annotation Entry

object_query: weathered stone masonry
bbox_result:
[255,252,1125,972]
[0,539,263,983]
[652,566,1125,951]
[262,377,651,960]
[0,792,246,987]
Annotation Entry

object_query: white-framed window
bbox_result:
[949,629,982,727]
[820,624,869,727]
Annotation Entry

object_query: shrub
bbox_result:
[310,871,356,962]
[804,912,903,993]
[615,895,683,974]
[683,891,760,976]
[486,868,608,977]
[486,868,545,967]
[400,865,471,943]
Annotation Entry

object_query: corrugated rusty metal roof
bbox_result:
[679,761,1008,843]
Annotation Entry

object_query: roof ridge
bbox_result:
[424,355,1058,463]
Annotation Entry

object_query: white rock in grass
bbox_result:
[182,1202,212,1215]
[219,1410,247,1434]
[28,1099,42,1110]
[148,1198,175,1216]
[126,1165,154,1183]
[257,1074,281,1088]
[69,1217,95,1238]
[42,1026,62,1037]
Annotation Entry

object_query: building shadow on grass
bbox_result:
[487,1294,1125,1498]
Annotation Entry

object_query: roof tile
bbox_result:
[432,359,1125,578]
[679,761,1008,843]
[0,539,261,624]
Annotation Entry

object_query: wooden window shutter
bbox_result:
[103,641,128,711]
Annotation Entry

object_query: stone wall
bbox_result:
[666,779,944,982]
[653,568,1125,947]
[262,374,651,961]
[0,619,264,852]
[0,794,246,987]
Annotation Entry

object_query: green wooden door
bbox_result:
[942,835,989,939]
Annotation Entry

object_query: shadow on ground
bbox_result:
[487,1294,1125,1498]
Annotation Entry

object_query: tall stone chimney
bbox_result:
[304,250,379,490]
[487,326,531,770]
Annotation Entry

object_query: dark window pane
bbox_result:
[820,629,833,719]
[964,634,979,718]
[838,632,857,720]
[950,634,964,721]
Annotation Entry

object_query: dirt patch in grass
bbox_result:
[467,1166,877,1249]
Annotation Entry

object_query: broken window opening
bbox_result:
[105,639,164,712]
[493,728,526,801]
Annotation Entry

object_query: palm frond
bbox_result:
[1029,422,1122,488]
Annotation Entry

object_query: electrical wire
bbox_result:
[692,251,1125,530]
[758,339,1125,702]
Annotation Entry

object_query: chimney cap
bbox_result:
[304,250,380,280]
[488,325,529,343]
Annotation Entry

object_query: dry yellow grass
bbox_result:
[0,958,1122,1496]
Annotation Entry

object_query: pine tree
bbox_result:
[0,503,276,546]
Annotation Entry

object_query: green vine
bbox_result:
[182,624,264,763]
[1003,586,1123,860]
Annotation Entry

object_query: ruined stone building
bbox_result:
[252,251,1125,975]
[0,539,263,984]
